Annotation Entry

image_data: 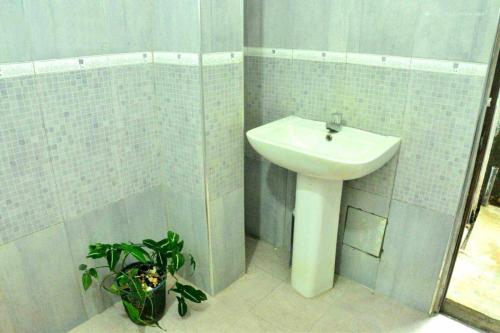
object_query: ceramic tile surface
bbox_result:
[111,64,159,196]
[0,224,87,333]
[244,158,288,247]
[69,238,480,333]
[0,76,62,245]
[36,67,122,220]
[343,64,410,137]
[203,63,244,200]
[291,60,345,122]
[0,0,33,63]
[209,188,246,293]
[154,63,205,196]
[64,200,129,318]
[393,71,485,215]
[376,200,455,311]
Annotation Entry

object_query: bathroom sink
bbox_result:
[246,116,400,180]
[246,116,400,298]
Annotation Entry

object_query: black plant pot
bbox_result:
[121,262,166,325]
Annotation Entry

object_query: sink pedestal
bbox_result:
[291,174,342,298]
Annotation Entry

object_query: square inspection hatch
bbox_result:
[343,206,387,257]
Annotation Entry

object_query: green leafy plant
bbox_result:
[79,231,207,327]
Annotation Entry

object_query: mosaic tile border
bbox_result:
[0,51,245,78]
[154,52,199,66]
[202,52,243,66]
[244,47,488,76]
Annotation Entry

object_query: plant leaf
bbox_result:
[171,253,185,271]
[82,272,92,291]
[177,240,184,252]
[119,243,151,264]
[79,264,87,271]
[142,239,158,250]
[156,252,168,270]
[103,283,123,296]
[172,282,206,303]
[177,296,187,317]
[123,300,143,324]
[87,243,110,259]
[126,272,146,303]
[167,231,180,245]
[106,248,122,271]
[88,268,98,278]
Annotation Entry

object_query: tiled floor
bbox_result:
[447,204,500,320]
[70,237,479,333]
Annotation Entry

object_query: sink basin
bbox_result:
[246,116,401,298]
[246,116,400,180]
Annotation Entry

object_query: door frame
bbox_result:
[431,17,500,321]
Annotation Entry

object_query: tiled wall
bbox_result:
[0,1,245,332]
[0,55,168,332]
[244,0,498,312]
[203,59,245,293]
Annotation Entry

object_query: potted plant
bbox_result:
[79,231,207,328]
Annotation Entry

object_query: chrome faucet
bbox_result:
[326,113,342,133]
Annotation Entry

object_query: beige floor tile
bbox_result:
[251,283,331,332]
[217,266,282,310]
[223,312,286,333]
[69,302,139,333]
[246,236,291,281]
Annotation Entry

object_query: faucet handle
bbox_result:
[326,113,342,132]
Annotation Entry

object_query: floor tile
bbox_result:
[246,236,291,281]
[251,283,331,332]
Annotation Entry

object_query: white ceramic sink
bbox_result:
[246,116,400,180]
[246,116,401,298]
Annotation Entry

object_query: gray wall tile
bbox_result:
[111,64,158,197]
[152,0,201,53]
[203,63,244,200]
[244,0,295,48]
[0,76,62,245]
[64,200,129,318]
[292,0,349,52]
[103,0,153,53]
[209,187,246,293]
[343,64,409,137]
[393,71,485,215]
[23,0,109,60]
[292,60,345,122]
[0,0,33,63]
[154,63,205,196]
[201,0,243,53]
[413,1,500,62]
[36,68,123,220]
[163,186,211,293]
[245,158,288,246]
[124,185,168,243]
[347,1,419,57]
[0,224,87,333]
[338,244,380,289]
[375,200,454,311]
